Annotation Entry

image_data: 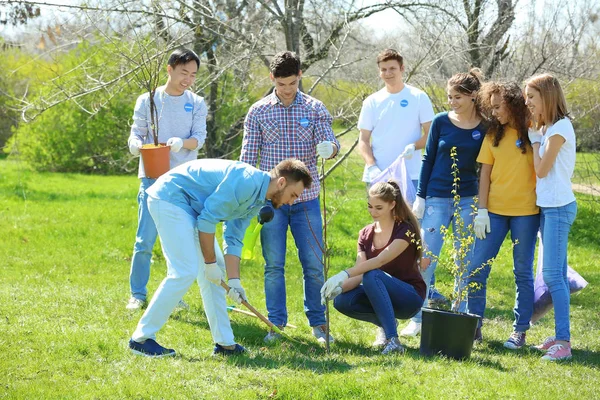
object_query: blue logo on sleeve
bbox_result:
[184,103,193,112]
[516,139,522,147]
[400,99,409,107]
[472,130,482,140]
[299,117,310,127]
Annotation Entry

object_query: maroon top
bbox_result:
[358,221,426,299]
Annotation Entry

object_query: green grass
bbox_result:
[1,145,600,399]
[573,152,600,186]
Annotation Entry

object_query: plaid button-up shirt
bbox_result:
[240,90,340,203]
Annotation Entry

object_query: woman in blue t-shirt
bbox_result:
[400,69,486,337]
[320,181,426,355]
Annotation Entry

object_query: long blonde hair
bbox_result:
[525,73,570,129]
[368,181,422,262]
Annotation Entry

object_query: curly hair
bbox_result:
[478,81,531,154]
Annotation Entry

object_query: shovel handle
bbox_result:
[220,281,276,330]
[227,306,297,329]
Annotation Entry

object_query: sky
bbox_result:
[0,0,577,40]
[359,0,544,38]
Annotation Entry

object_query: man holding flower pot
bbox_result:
[126,48,208,310]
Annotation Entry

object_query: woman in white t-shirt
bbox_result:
[525,74,577,361]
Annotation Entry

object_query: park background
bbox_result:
[1,0,599,398]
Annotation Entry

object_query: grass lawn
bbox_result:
[573,152,600,186]
[1,144,599,399]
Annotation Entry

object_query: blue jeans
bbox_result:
[412,196,476,323]
[467,213,539,331]
[334,269,424,339]
[261,197,326,327]
[540,201,577,341]
[129,178,158,301]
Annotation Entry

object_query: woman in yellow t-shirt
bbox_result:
[466,82,539,348]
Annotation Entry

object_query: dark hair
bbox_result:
[448,68,485,118]
[168,48,200,69]
[269,51,301,78]
[376,48,404,67]
[479,81,531,154]
[368,180,422,263]
[271,159,312,189]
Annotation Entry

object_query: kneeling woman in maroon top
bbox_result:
[320,181,426,354]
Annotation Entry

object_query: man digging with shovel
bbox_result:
[128,158,312,357]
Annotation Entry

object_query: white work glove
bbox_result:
[528,129,543,145]
[321,286,342,305]
[412,196,426,219]
[204,262,222,285]
[367,165,382,183]
[227,278,247,305]
[400,143,416,160]
[167,137,184,153]
[320,270,349,304]
[316,141,335,159]
[129,139,143,156]
[474,208,491,240]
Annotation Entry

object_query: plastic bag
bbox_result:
[370,156,417,206]
[532,233,588,323]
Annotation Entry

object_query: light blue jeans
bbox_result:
[260,197,326,327]
[334,269,424,339]
[540,201,577,341]
[467,213,540,331]
[411,196,475,323]
[129,178,158,301]
[132,198,234,346]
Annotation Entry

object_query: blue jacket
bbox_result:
[146,159,271,257]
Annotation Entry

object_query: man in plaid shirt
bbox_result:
[240,51,340,344]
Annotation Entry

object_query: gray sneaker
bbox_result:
[382,337,405,355]
[126,297,146,310]
[175,300,190,311]
[264,326,284,343]
[312,325,335,344]
[504,331,526,349]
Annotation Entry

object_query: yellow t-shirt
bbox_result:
[477,127,539,216]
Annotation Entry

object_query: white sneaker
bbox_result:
[373,327,387,347]
[400,321,421,337]
[126,297,146,310]
[373,320,398,347]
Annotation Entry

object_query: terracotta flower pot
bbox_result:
[140,144,170,179]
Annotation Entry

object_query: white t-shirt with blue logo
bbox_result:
[534,118,576,207]
[358,84,435,180]
[129,85,208,178]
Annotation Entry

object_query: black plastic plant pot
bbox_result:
[420,307,480,360]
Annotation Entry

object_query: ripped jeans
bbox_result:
[411,196,476,323]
